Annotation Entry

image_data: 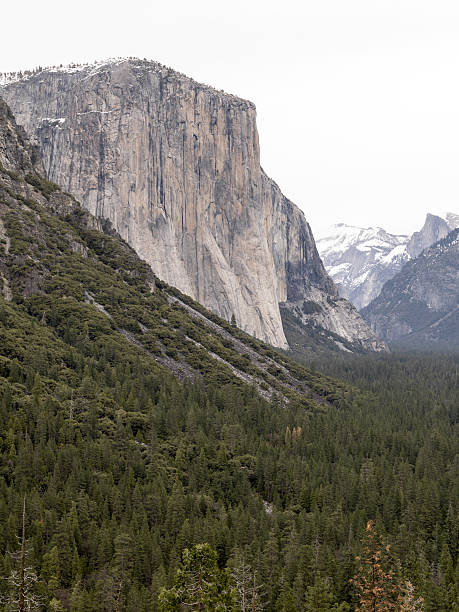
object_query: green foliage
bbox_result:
[24,173,60,197]
[304,575,350,611]
[0,166,457,610]
[158,543,236,610]
[0,162,21,182]
[280,306,360,356]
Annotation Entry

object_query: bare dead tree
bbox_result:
[399,581,424,611]
[18,495,26,611]
[0,496,43,612]
[230,558,265,612]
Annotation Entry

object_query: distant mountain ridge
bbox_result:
[316,212,458,310]
[362,228,459,348]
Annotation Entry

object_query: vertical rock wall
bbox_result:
[2,59,384,350]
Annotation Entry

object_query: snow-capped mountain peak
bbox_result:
[316,213,458,310]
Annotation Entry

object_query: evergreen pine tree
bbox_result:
[158,543,236,611]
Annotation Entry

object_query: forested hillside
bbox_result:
[1,290,457,610]
[0,97,457,610]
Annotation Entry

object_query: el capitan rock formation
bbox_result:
[2,59,385,351]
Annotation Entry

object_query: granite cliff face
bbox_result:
[445,212,459,230]
[406,213,452,259]
[2,59,384,351]
[362,229,459,348]
[2,94,349,401]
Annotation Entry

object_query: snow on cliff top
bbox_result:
[316,223,409,258]
[0,58,254,106]
[0,59,119,85]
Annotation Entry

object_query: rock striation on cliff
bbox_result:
[2,58,385,351]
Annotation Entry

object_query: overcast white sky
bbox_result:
[2,0,459,235]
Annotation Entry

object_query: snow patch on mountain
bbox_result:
[316,224,410,310]
[1,59,127,85]
[445,212,459,231]
[316,212,458,311]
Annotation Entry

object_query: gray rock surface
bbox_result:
[362,229,459,347]
[0,98,43,175]
[2,59,384,351]
[406,213,451,259]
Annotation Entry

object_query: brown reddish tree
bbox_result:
[351,520,400,612]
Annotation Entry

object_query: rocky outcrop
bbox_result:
[2,59,384,351]
[262,176,387,351]
[362,229,459,347]
[0,98,43,175]
[406,214,451,259]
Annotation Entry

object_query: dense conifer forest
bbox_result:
[1,288,457,610]
[0,100,457,610]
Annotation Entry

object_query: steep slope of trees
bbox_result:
[0,286,457,609]
[0,98,457,610]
